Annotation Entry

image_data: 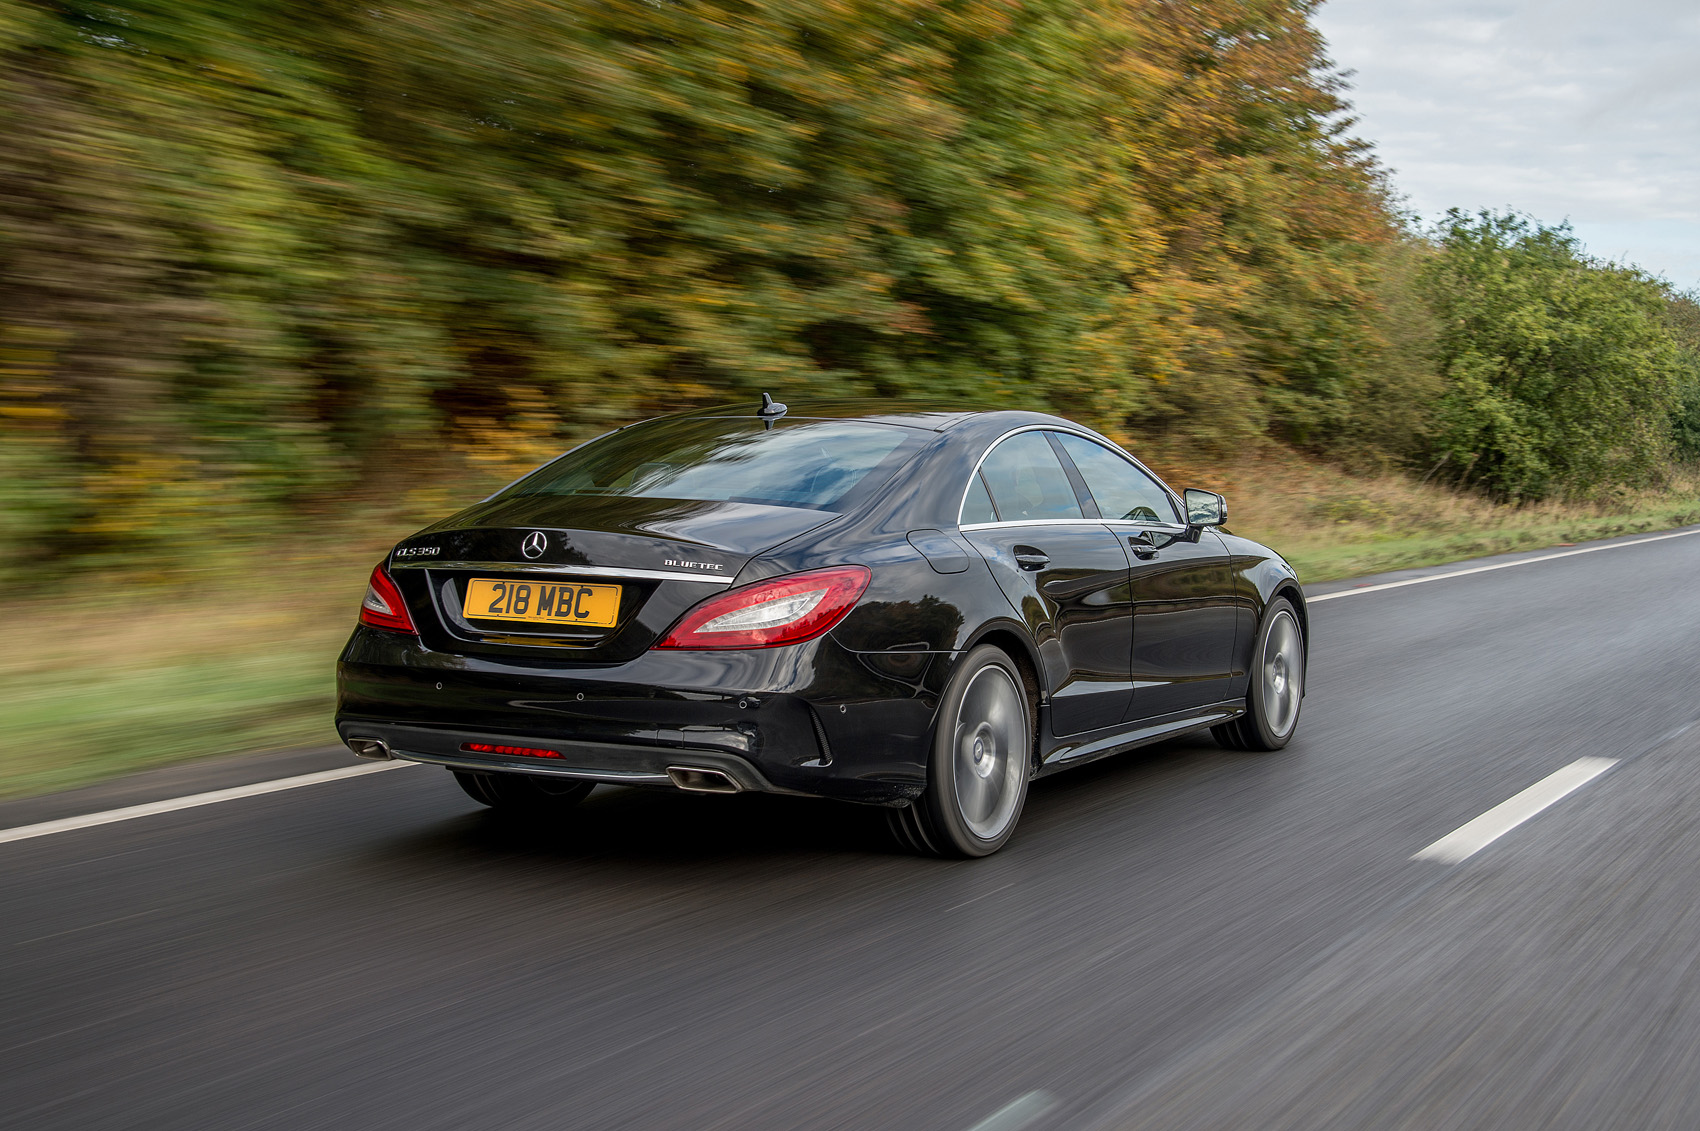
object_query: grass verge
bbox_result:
[1,566,359,799]
[2,455,1696,800]
[1175,456,1700,583]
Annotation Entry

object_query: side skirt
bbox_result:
[1036,700,1246,777]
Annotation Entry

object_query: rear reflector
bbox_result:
[460,742,563,759]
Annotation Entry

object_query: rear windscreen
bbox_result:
[497,417,923,512]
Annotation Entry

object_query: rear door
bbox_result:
[959,430,1134,736]
[1050,433,1238,720]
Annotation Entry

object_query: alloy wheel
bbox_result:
[951,663,1028,840]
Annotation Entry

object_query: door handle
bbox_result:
[1128,532,1159,560]
[1013,547,1050,571]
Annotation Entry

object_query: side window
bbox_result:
[977,432,1085,522]
[961,473,999,525]
[1053,433,1180,524]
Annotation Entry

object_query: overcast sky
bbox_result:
[1313,0,1700,291]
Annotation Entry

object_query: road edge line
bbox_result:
[1307,527,1700,603]
[0,761,418,847]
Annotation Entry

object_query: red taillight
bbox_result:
[359,562,416,634]
[653,566,871,650]
[461,742,562,759]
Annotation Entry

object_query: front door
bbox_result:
[960,430,1135,736]
[1049,432,1238,720]
[1122,530,1238,717]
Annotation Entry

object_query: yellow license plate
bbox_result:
[463,578,621,628]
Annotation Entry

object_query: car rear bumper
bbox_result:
[334,626,942,805]
[334,720,802,794]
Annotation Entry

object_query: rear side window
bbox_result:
[1053,433,1179,524]
[976,432,1084,522]
[499,417,921,512]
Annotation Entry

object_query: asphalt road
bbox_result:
[6,529,1700,1130]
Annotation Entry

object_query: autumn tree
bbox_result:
[0,0,1490,573]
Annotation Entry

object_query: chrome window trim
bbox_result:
[390,560,735,585]
[957,425,1088,526]
[956,425,1186,528]
[960,518,1122,531]
[960,518,1190,534]
[1099,519,1192,536]
[1050,431,1185,526]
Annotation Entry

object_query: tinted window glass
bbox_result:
[499,417,918,512]
[978,432,1084,521]
[961,473,999,525]
[1054,433,1179,524]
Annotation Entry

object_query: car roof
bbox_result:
[673,398,1070,433]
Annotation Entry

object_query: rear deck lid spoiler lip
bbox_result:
[389,560,736,586]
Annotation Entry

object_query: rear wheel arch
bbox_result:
[956,626,1043,763]
[892,641,1035,857]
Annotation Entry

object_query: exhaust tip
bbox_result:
[667,766,741,794]
[347,737,392,761]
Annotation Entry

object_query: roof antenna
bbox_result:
[757,391,787,428]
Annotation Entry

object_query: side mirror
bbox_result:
[1183,488,1227,528]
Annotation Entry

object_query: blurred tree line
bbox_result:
[1,0,1697,577]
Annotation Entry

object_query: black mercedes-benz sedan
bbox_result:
[336,399,1306,856]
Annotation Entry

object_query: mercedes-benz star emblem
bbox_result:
[521,531,548,559]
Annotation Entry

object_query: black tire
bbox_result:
[453,770,594,815]
[889,644,1033,858]
[1212,596,1305,751]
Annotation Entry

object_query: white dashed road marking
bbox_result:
[965,1091,1058,1131]
[1413,757,1618,864]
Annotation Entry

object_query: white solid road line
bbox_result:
[0,760,418,848]
[1413,757,1618,864]
[1308,526,1700,603]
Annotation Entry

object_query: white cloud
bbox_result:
[1315,0,1700,288]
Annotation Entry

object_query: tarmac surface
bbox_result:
[5,528,1700,1130]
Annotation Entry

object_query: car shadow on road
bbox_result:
[364,727,1284,877]
[439,786,895,861]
